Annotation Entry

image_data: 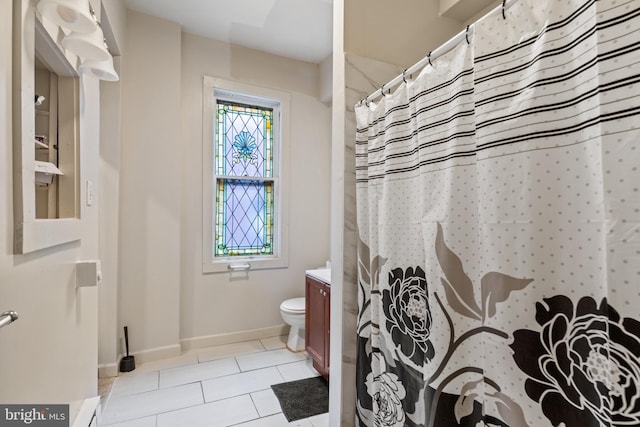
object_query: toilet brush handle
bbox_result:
[124,326,130,357]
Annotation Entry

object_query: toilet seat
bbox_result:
[280,297,305,313]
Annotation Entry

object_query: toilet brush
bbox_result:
[119,326,136,372]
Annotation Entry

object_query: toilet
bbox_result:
[280,297,306,352]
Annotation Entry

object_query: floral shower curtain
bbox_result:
[354,0,640,426]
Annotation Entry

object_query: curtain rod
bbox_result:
[361,0,518,105]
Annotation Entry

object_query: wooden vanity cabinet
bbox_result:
[305,275,330,379]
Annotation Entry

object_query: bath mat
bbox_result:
[271,376,329,421]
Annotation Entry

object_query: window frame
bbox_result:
[202,77,290,273]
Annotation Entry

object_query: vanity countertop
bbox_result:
[305,268,331,285]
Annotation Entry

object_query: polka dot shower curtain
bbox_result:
[354,0,640,426]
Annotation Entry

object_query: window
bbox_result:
[214,101,274,257]
[203,78,290,272]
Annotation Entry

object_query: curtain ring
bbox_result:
[428,51,433,67]
[465,25,470,45]
[502,0,506,19]
[402,69,408,84]
[380,84,386,97]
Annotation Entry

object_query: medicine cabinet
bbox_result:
[13,1,81,253]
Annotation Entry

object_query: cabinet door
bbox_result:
[305,277,327,371]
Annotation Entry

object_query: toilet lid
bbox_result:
[281,297,305,313]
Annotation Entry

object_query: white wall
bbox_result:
[118,10,182,359]
[0,0,101,420]
[329,1,346,425]
[179,33,331,344]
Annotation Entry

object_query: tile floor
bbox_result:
[98,336,329,427]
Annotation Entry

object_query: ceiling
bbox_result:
[125,0,333,64]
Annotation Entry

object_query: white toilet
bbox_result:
[280,297,306,352]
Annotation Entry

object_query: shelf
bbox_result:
[34,160,63,184]
[34,135,48,149]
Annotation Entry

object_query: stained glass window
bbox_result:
[214,100,275,257]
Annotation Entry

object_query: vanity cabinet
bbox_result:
[305,275,330,379]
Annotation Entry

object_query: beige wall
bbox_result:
[344,0,462,68]
[0,0,101,419]
[102,0,127,55]
[319,54,333,105]
[98,0,126,376]
[118,10,182,358]
[99,65,123,374]
[344,0,499,69]
[179,33,331,343]
[117,13,331,357]
[440,0,499,21]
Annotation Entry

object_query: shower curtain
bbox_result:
[354,0,640,426]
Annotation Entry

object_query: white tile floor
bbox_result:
[99,335,328,427]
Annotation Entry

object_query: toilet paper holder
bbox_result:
[76,260,102,287]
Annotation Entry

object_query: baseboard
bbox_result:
[98,361,119,378]
[131,344,182,365]
[97,326,289,372]
[180,325,289,351]
[101,345,182,376]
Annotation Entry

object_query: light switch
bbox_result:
[86,180,94,206]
